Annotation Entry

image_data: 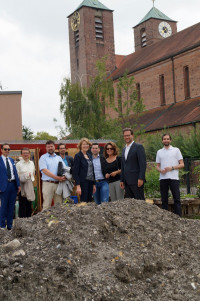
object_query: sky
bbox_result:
[0,0,199,137]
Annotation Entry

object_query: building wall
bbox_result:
[134,19,177,51]
[69,7,115,87]
[0,92,22,140]
[107,46,200,119]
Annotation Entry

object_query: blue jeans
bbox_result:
[93,180,109,205]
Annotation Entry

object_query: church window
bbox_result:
[141,28,146,47]
[183,66,190,99]
[95,17,104,40]
[74,30,79,47]
[136,83,141,101]
[159,75,166,106]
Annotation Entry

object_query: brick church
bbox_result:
[68,0,200,134]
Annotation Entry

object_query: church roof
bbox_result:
[68,0,112,17]
[111,22,200,80]
[130,96,200,133]
[135,6,176,27]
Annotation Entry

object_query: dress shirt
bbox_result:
[124,141,134,160]
[92,155,104,180]
[39,153,64,181]
[16,159,35,182]
[2,155,15,180]
[62,156,69,167]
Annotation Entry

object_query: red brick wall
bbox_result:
[106,46,200,119]
[69,7,115,87]
[134,19,177,51]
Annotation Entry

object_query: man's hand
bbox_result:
[120,182,125,189]
[138,179,144,187]
[93,185,96,194]
[18,187,21,194]
[76,185,81,196]
[57,176,66,182]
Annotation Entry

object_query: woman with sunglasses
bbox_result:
[103,142,124,202]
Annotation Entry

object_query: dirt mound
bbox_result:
[0,199,200,301]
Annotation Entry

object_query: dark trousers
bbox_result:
[125,183,145,200]
[160,179,181,217]
[0,182,17,229]
[80,180,93,203]
[18,194,32,218]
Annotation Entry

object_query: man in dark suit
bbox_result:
[58,143,74,172]
[0,143,21,230]
[120,128,146,200]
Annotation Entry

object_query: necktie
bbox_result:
[6,158,11,180]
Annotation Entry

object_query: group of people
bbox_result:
[0,128,184,230]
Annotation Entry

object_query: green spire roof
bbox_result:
[69,0,112,16]
[135,7,176,27]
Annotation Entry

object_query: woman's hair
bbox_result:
[103,142,119,158]
[77,138,92,151]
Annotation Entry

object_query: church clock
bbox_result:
[158,21,172,38]
[71,11,80,31]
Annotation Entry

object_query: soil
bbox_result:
[0,199,200,301]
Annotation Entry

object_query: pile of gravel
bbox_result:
[0,199,200,301]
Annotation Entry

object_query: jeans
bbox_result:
[93,180,109,205]
[160,179,181,217]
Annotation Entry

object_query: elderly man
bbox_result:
[16,147,35,218]
[39,140,66,210]
[0,143,21,230]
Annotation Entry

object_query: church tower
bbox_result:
[68,0,116,87]
[133,5,177,51]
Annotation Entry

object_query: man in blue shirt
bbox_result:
[91,143,109,205]
[39,140,66,210]
[57,143,74,171]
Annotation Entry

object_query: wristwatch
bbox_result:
[172,166,174,170]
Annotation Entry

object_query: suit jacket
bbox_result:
[0,156,20,192]
[120,142,146,185]
[73,151,95,185]
[65,155,74,168]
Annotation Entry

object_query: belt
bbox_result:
[96,179,105,182]
[8,179,16,183]
[43,180,59,184]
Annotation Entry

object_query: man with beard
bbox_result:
[156,134,184,216]
[39,140,66,210]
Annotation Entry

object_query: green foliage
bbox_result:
[59,59,145,147]
[34,131,57,140]
[194,165,200,197]
[22,125,34,140]
[144,129,200,161]
[144,164,160,198]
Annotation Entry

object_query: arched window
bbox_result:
[141,28,146,47]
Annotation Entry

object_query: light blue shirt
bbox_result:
[39,153,64,181]
[92,155,104,181]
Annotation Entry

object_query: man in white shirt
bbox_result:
[156,134,184,216]
[16,148,35,217]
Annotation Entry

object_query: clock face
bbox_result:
[71,11,80,31]
[158,22,172,38]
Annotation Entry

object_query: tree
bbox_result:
[59,58,145,148]
[34,131,57,140]
[60,57,114,139]
[22,125,34,140]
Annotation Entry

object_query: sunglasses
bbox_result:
[106,148,114,150]
[3,148,10,151]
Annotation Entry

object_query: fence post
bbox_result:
[184,158,190,194]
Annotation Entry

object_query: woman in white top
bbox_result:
[16,148,35,217]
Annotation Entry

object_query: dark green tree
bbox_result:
[22,125,34,140]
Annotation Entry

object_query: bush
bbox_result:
[144,164,160,198]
